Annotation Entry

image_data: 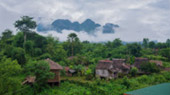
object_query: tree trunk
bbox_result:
[23,32,27,48]
[72,42,74,56]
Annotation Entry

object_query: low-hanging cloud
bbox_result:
[37,28,120,42]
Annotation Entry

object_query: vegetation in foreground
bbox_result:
[0,16,170,95]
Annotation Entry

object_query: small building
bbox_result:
[22,58,63,85]
[124,83,170,95]
[96,60,113,79]
[46,58,63,85]
[65,66,76,76]
[96,59,130,79]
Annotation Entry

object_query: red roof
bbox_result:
[45,58,63,70]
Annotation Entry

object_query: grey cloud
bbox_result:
[0,0,170,42]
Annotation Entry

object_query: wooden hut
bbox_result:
[22,58,63,86]
[45,58,63,85]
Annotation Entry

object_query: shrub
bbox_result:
[130,67,138,77]
[25,60,54,93]
[140,62,160,73]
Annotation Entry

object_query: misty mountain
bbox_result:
[103,23,119,33]
[37,19,119,34]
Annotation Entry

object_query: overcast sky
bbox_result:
[0,0,170,42]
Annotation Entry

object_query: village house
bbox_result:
[96,59,130,79]
[46,58,63,85]
[22,58,63,86]
[96,58,164,79]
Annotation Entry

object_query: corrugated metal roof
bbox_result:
[125,83,170,95]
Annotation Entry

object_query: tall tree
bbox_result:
[105,38,122,49]
[14,16,37,47]
[67,33,81,56]
[127,43,142,57]
[45,36,66,61]
[113,38,122,48]
[149,41,155,48]
[142,38,149,48]
[166,39,170,47]
[0,29,13,49]
[1,29,13,41]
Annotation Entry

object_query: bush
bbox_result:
[130,67,138,77]
[0,57,22,95]
[140,62,160,73]
[85,69,93,80]
[25,60,54,93]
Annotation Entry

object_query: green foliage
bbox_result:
[64,33,82,56]
[166,39,170,47]
[156,42,167,49]
[70,55,89,66]
[14,16,37,32]
[3,45,26,65]
[25,60,54,92]
[149,41,155,48]
[1,16,170,95]
[105,38,122,49]
[130,67,138,77]
[38,53,52,60]
[85,68,93,80]
[11,47,26,65]
[40,81,92,95]
[45,36,67,61]
[141,48,153,55]
[140,62,160,73]
[109,46,127,58]
[143,54,167,61]
[163,61,170,67]
[127,43,142,57]
[127,56,135,65]
[159,48,170,61]
[1,29,13,42]
[0,57,22,95]
[13,32,24,47]
[24,40,34,55]
[142,38,149,48]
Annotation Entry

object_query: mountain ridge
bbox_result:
[37,19,119,34]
